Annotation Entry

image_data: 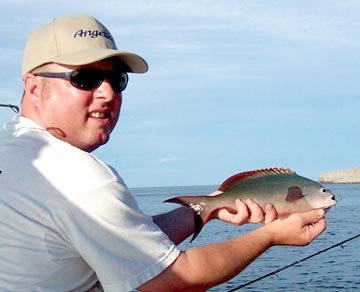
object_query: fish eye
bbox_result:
[320,188,327,193]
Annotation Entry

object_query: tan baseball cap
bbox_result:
[22,14,148,77]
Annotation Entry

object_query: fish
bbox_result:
[164,167,337,241]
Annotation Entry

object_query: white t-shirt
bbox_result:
[0,117,180,292]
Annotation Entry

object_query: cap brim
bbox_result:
[50,49,148,73]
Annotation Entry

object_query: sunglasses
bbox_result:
[34,68,129,93]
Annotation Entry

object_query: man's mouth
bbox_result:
[88,112,109,119]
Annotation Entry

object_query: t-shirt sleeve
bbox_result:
[52,180,181,291]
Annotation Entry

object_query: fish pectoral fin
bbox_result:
[286,186,304,202]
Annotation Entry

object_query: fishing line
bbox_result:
[228,233,360,291]
[0,104,19,113]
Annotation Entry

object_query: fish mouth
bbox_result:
[322,195,337,213]
[327,194,337,203]
[329,194,337,205]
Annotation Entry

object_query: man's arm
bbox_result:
[153,198,277,245]
[142,209,326,292]
[152,206,195,245]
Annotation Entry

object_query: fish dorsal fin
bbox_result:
[219,167,296,191]
[286,186,304,202]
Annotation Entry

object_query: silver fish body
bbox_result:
[165,168,337,241]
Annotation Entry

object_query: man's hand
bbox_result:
[263,209,326,246]
[213,197,277,225]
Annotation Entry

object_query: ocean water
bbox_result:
[131,183,360,291]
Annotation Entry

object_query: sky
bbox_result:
[0,0,360,187]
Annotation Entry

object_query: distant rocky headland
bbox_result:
[318,167,360,183]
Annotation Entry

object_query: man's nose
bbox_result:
[94,79,118,100]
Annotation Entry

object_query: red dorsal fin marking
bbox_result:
[218,167,296,192]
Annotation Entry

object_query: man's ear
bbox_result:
[23,73,42,108]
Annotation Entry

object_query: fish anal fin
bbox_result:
[219,167,296,191]
[286,186,304,202]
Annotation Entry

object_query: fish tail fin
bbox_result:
[164,196,213,242]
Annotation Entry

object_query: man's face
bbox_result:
[33,59,123,152]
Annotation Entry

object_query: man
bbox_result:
[0,14,326,291]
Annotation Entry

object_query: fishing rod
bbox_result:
[228,233,360,291]
[0,104,19,113]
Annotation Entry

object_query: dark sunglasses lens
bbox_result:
[70,69,103,90]
[71,69,128,92]
[110,73,128,92]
